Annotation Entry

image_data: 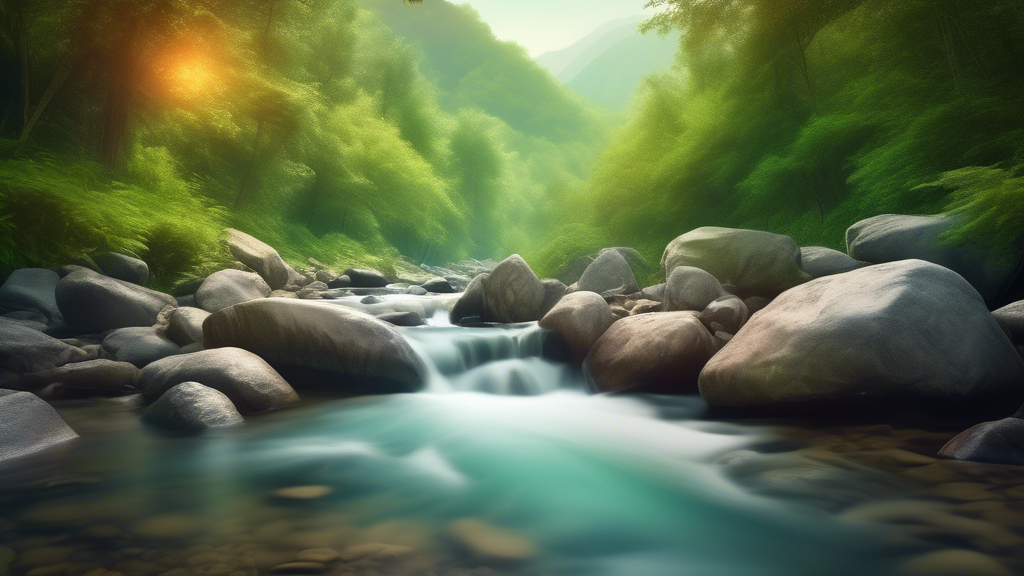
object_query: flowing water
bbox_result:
[0,309,935,576]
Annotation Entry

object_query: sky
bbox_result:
[456,0,655,56]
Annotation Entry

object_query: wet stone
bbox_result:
[269,562,326,574]
[271,486,333,501]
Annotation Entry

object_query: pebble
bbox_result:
[294,549,339,563]
[898,549,1013,576]
[269,561,326,574]
[446,519,536,564]
[271,486,333,500]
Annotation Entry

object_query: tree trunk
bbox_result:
[792,24,818,113]
[234,117,265,209]
[99,18,139,172]
[16,59,72,154]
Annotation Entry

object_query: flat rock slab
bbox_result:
[55,268,176,332]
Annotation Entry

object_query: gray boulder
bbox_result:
[22,359,139,395]
[195,269,271,313]
[584,311,718,393]
[450,273,488,325]
[938,418,1024,466]
[166,307,210,346]
[846,214,1021,307]
[993,300,1024,344]
[142,382,244,433]
[557,247,651,285]
[203,299,425,393]
[539,291,615,362]
[344,268,389,288]
[481,255,546,323]
[800,246,862,278]
[0,268,63,322]
[407,285,428,296]
[92,252,149,285]
[138,348,298,413]
[55,268,176,332]
[661,227,810,296]
[327,275,351,289]
[665,266,727,312]
[640,283,666,302]
[699,260,1024,409]
[225,228,292,290]
[422,277,455,294]
[0,390,78,462]
[578,249,639,296]
[540,279,568,317]
[698,295,748,335]
[0,319,89,375]
[102,327,180,368]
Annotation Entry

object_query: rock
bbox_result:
[630,299,662,315]
[377,311,424,327]
[195,270,271,313]
[102,327,180,368]
[225,229,291,290]
[421,277,454,293]
[846,214,1021,307]
[141,382,244,433]
[447,518,536,564]
[578,249,639,296]
[0,319,89,375]
[203,299,426,393]
[938,418,1024,465]
[21,360,139,394]
[697,295,748,335]
[800,246,862,278]
[0,269,63,322]
[91,252,149,285]
[295,549,339,563]
[898,549,1013,576]
[407,285,427,296]
[481,255,545,323]
[270,562,326,574]
[343,268,388,288]
[272,486,333,500]
[699,260,1024,409]
[661,227,810,297]
[1,309,49,332]
[640,283,666,302]
[664,266,727,312]
[55,268,176,332]
[296,281,328,300]
[0,390,78,462]
[743,296,771,316]
[584,312,718,393]
[176,294,197,308]
[360,295,383,304]
[450,273,488,325]
[993,300,1024,344]
[166,307,210,347]
[138,348,298,413]
[539,279,567,317]
[326,275,351,289]
[539,292,616,362]
[565,282,579,294]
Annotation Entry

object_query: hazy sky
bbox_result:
[456,0,655,56]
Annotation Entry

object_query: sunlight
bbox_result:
[150,43,222,104]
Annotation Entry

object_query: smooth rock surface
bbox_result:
[195,269,272,313]
[938,418,1024,466]
[450,273,488,325]
[343,268,388,288]
[102,327,180,368]
[55,268,176,332]
[21,359,139,394]
[203,299,425,393]
[421,277,454,293]
[800,246,862,278]
[0,390,78,462]
[665,266,727,312]
[142,382,244,433]
[539,291,615,362]
[0,268,63,322]
[697,295,748,335]
[993,300,1024,344]
[578,249,639,296]
[585,311,718,393]
[138,348,298,413]
[539,279,568,317]
[447,518,536,563]
[481,255,546,323]
[226,228,292,290]
[166,307,210,347]
[91,252,149,285]
[0,319,89,374]
[662,227,810,296]
[699,260,1024,409]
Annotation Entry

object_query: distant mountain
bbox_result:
[536,17,680,111]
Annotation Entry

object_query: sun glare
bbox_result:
[151,43,222,104]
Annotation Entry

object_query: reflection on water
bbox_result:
[0,323,931,576]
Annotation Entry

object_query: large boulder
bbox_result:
[203,299,426,393]
[225,228,292,290]
[661,227,810,297]
[481,255,546,323]
[138,348,298,413]
[21,359,139,395]
[0,319,89,375]
[697,295,748,335]
[55,268,176,332]
[166,307,210,346]
[0,390,78,462]
[578,249,640,296]
[195,269,271,313]
[699,260,1024,409]
[450,273,488,325]
[584,312,718,393]
[800,246,862,279]
[91,252,149,285]
[344,268,389,288]
[142,382,244,433]
[557,247,651,286]
[422,277,455,294]
[992,300,1024,345]
[938,417,1024,466]
[539,279,567,317]
[0,268,63,322]
[846,214,1021,307]
[665,266,727,312]
[539,291,616,362]
[102,327,180,368]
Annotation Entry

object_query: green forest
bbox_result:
[1,0,1022,288]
